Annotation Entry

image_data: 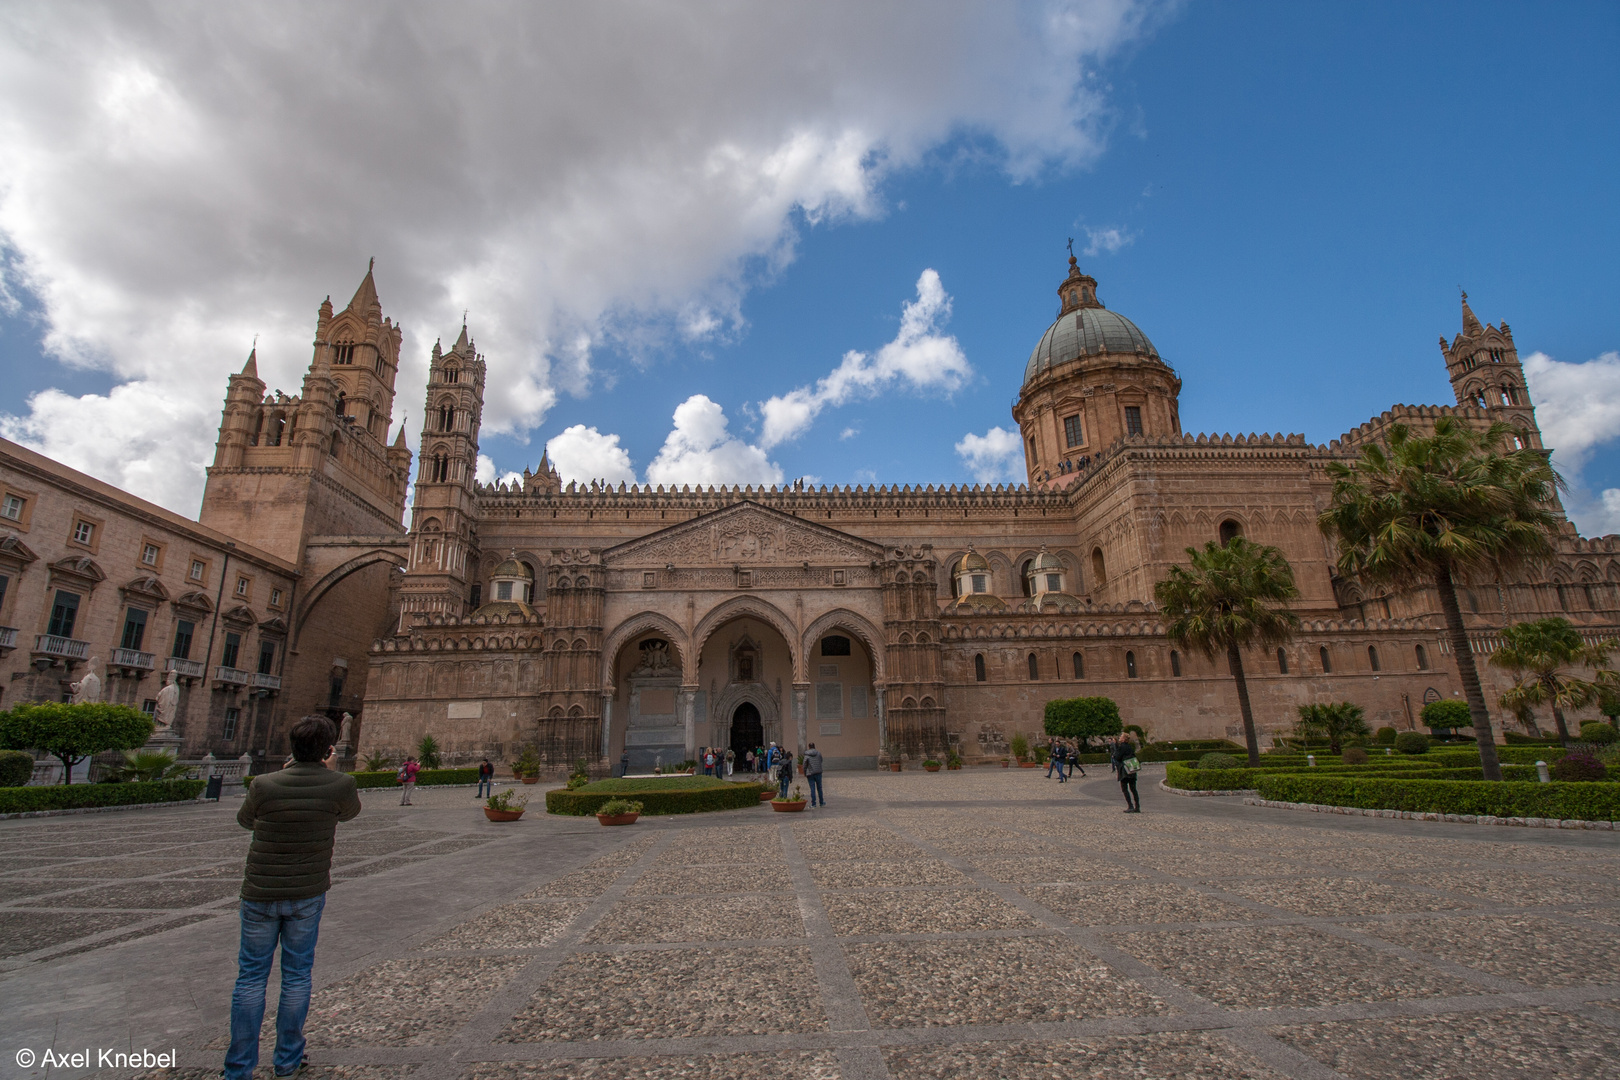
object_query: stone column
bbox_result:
[792,683,809,757]
[600,694,613,761]
[875,686,887,763]
[680,687,697,762]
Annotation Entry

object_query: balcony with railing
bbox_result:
[111,647,156,672]
[214,665,251,687]
[33,634,90,661]
[251,672,282,693]
[165,656,207,680]
[0,626,16,651]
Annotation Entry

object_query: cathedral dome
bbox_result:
[490,556,534,581]
[1023,258,1159,387]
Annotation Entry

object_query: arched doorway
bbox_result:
[730,702,763,764]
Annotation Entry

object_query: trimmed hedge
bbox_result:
[347,768,480,789]
[547,780,770,816]
[582,776,729,794]
[1255,773,1620,821]
[1163,759,1541,792]
[0,749,35,788]
[0,779,206,814]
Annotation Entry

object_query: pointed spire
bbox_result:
[344,259,379,314]
[240,343,258,379]
[453,319,470,352]
[1460,289,1482,336]
[392,423,408,449]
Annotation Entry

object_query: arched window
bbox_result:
[1020,560,1032,596]
[1027,652,1039,681]
[949,559,961,598]
[439,404,453,431]
[1415,644,1428,670]
[334,340,355,364]
[328,432,341,457]
[1028,436,1039,466]
[1319,646,1332,674]
[1170,650,1182,677]
[431,454,449,483]
[270,414,286,446]
[974,654,986,682]
[443,366,459,384]
[1277,647,1289,674]
[1125,651,1137,678]
[1072,651,1084,679]
[1368,645,1381,671]
[1091,547,1106,585]
[1219,519,1242,546]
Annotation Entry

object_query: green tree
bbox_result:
[1420,698,1474,734]
[0,703,154,784]
[1294,702,1370,754]
[417,734,442,769]
[1490,617,1607,746]
[1042,696,1123,750]
[1156,537,1301,765]
[1318,418,1562,781]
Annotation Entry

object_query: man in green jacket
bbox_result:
[226,715,361,1080]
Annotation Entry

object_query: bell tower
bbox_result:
[1440,292,1542,450]
[397,324,487,626]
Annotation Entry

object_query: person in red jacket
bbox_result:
[398,756,420,805]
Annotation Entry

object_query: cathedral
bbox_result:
[10,255,1607,771]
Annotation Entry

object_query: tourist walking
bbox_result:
[1046,743,1062,779]
[777,749,794,799]
[398,756,420,805]
[725,748,735,777]
[1069,743,1086,780]
[476,758,494,798]
[618,750,630,779]
[745,748,755,774]
[1052,743,1068,783]
[803,742,825,807]
[225,715,360,1080]
[1111,735,1141,813]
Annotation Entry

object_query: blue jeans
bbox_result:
[807,773,825,806]
[227,895,326,1080]
[477,778,494,797]
[778,776,791,799]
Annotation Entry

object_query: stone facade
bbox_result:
[356,262,1620,768]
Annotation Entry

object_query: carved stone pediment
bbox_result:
[604,500,884,568]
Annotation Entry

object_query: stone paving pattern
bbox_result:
[1,770,1619,1078]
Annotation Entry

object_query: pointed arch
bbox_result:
[801,608,887,681]
[601,611,690,686]
[692,594,800,680]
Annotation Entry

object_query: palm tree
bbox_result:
[1319,419,1561,781]
[1156,537,1301,765]
[1491,618,1607,745]
[1295,702,1371,754]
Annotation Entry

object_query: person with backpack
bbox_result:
[1111,735,1141,813]
[398,756,420,805]
[802,742,825,807]
[476,758,494,798]
[776,748,794,800]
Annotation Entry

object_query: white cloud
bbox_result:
[758,269,971,448]
[0,1,1157,514]
[1083,225,1135,256]
[954,425,1025,483]
[646,395,783,488]
[474,454,521,488]
[545,424,637,486]
[1522,349,1620,537]
[839,426,859,440]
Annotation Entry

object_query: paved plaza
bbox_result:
[2,767,1619,1080]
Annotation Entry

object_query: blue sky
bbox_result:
[1,2,1616,528]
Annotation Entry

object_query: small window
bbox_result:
[0,575,7,616]
[258,641,278,675]
[1063,414,1083,448]
[1415,644,1428,670]
[971,574,987,594]
[222,632,241,670]
[190,559,207,582]
[821,636,851,656]
[1126,650,1138,678]
[222,707,240,741]
[334,343,355,364]
[141,699,157,714]
[269,588,283,608]
[1028,436,1039,466]
[1091,548,1106,585]
[1368,645,1381,671]
[1046,573,1062,592]
[1277,647,1289,674]
[1319,646,1332,674]
[173,620,195,659]
[235,577,250,598]
[469,583,481,606]
[1,494,23,521]
[47,590,80,638]
[141,543,160,566]
[1219,519,1241,546]
[1072,651,1084,679]
[73,520,94,545]
[1170,650,1181,677]
[120,608,148,651]
[1027,652,1039,681]
[974,654,986,682]
[1124,406,1143,436]
[496,581,513,601]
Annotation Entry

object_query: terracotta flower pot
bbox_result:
[947,764,961,770]
[760,790,776,801]
[771,799,807,812]
[1001,760,1010,768]
[483,808,524,822]
[596,812,639,826]
[924,765,941,772]
[889,762,902,772]
[521,776,539,785]
[1020,761,1039,768]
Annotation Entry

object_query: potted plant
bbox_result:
[595,797,643,826]
[771,784,808,812]
[1010,732,1038,767]
[923,759,941,772]
[511,745,541,784]
[945,750,963,770]
[483,788,528,822]
[884,741,902,771]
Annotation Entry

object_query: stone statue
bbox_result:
[338,712,354,749]
[71,656,104,705]
[152,671,179,730]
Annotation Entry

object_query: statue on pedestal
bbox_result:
[71,656,104,705]
[153,671,180,731]
[338,712,354,751]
